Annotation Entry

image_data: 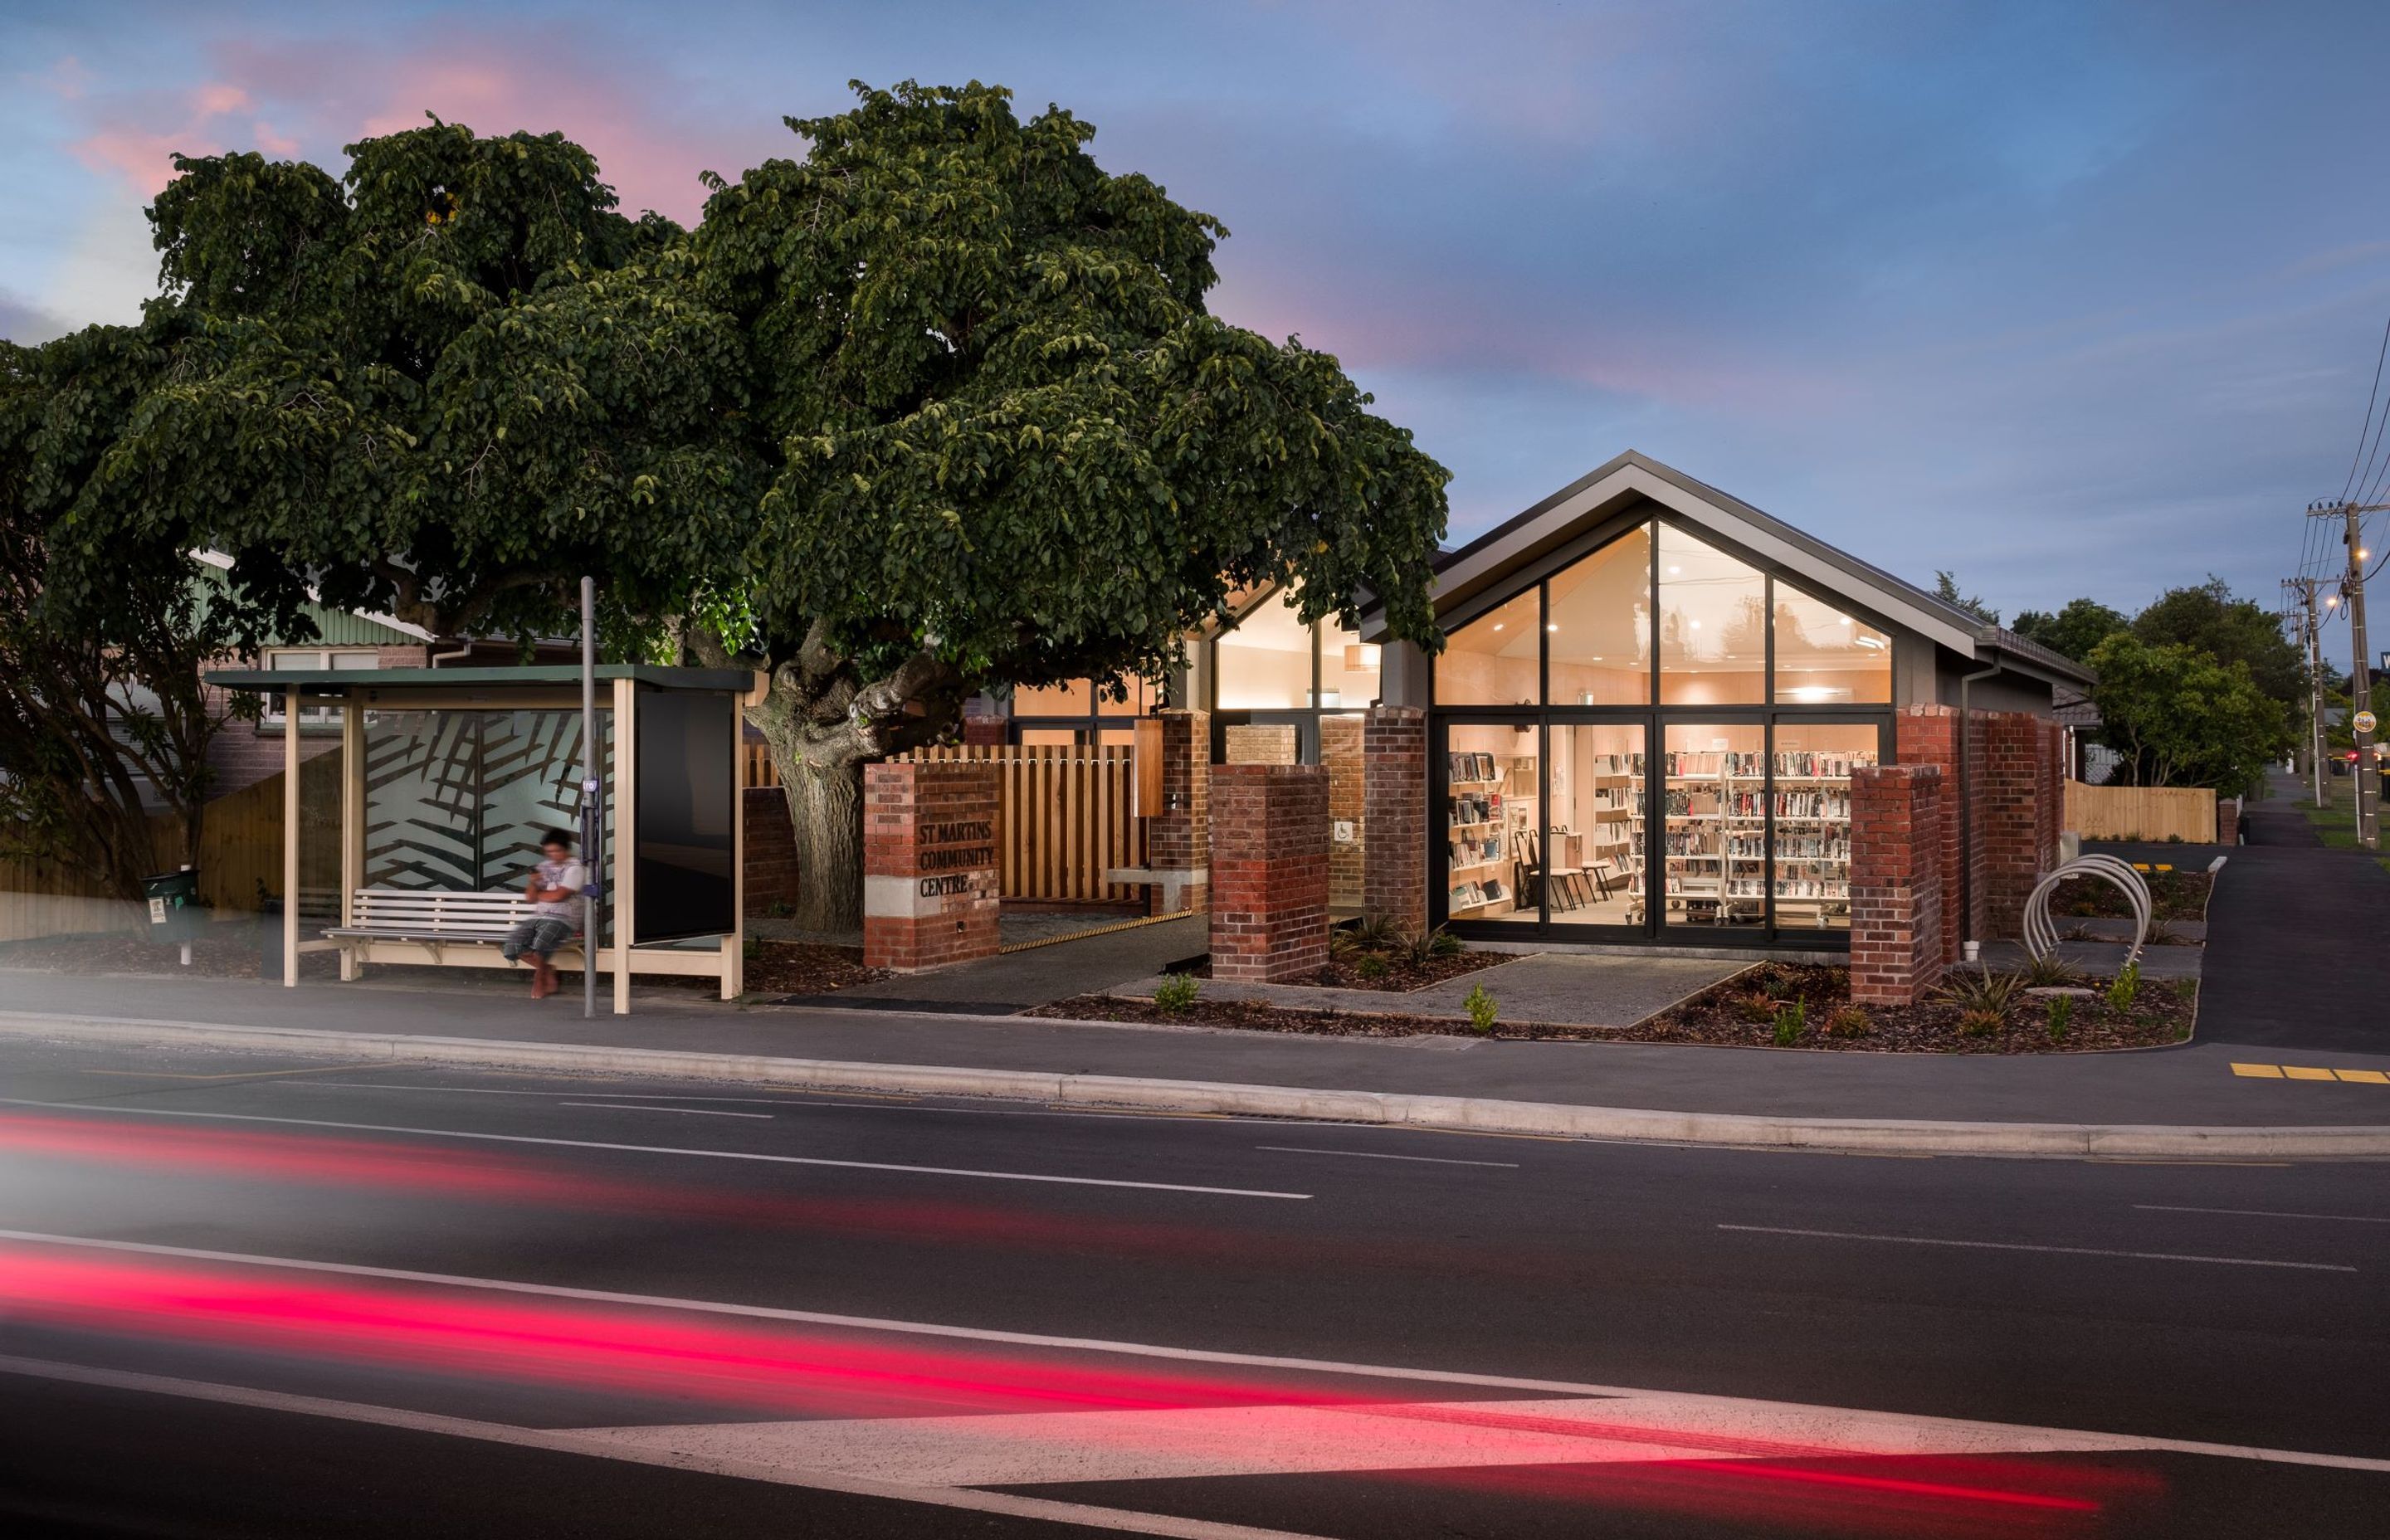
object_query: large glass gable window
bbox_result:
[1433,588,1540,705]
[1773,585,1892,704]
[1547,524,1651,704]
[1657,524,1766,704]
[1216,593,1316,709]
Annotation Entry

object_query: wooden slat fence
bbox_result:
[2063,782,2218,844]
[743,741,778,788]
[1,748,342,943]
[900,744,1146,904]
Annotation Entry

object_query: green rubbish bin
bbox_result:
[142,869,203,965]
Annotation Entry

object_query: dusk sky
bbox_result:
[6,1,2385,622]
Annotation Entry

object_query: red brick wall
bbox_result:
[1146,709,1210,915]
[1850,763,1945,1006]
[1209,763,1330,982]
[1979,712,2047,941]
[1320,714,1365,911]
[1894,707,1971,962]
[202,645,429,797]
[2215,795,2241,846]
[1362,706,1427,935]
[744,786,799,914]
[861,760,1002,972]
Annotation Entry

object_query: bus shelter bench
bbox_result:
[325,889,583,963]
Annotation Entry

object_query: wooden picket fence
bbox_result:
[2062,782,2218,844]
[900,744,1146,904]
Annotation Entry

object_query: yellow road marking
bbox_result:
[2333,1069,2390,1084]
[2231,1062,2284,1078]
[2282,1066,2339,1081]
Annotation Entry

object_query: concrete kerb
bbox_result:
[4,1010,2387,1161]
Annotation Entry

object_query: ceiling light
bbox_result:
[1491,623,1505,631]
[1666,565,1681,576]
[1689,620,1702,630]
[1546,623,1558,632]
[1837,616,1853,626]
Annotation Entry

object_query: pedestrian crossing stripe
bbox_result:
[2231,1062,2390,1083]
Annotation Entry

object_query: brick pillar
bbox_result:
[1979,712,2047,941]
[1210,763,1330,982]
[1850,763,1945,1006]
[1145,709,1209,915]
[2216,795,2241,846]
[742,785,799,914]
[2037,718,2065,870]
[1894,706,1967,963]
[1320,714,1365,911]
[961,716,1007,747]
[862,760,1002,972]
[1362,705,1427,936]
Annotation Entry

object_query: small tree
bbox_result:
[2086,632,2289,792]
[2129,578,2305,711]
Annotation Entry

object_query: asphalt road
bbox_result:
[1,1035,2386,1538]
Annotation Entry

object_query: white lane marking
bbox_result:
[576,1393,2167,1489]
[558,1103,772,1120]
[2135,1204,2390,1226]
[1255,1146,1518,1169]
[282,1083,824,1107]
[0,1354,1328,1540]
[1720,1224,2356,1273]
[0,1099,1307,1201]
[7,1229,2390,1478]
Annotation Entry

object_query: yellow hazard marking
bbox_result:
[2233,1061,2390,1084]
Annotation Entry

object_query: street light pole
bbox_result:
[2310,499,2390,847]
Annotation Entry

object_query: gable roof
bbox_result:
[1358,450,2093,687]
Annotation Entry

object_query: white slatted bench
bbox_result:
[326,889,582,964]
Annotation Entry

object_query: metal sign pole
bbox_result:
[582,577,598,1020]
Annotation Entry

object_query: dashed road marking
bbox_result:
[2231,1061,2390,1084]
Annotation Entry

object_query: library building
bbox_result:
[1339,451,2090,953]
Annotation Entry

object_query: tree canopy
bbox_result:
[2009,597,2127,664]
[2086,631,2288,793]
[28,81,1451,927]
[2127,578,2304,709]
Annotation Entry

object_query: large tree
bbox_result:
[2009,596,2128,663]
[685,83,1446,925]
[0,321,276,896]
[2086,631,2288,792]
[61,84,1448,930]
[2129,578,2305,709]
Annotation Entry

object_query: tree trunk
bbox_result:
[779,749,866,933]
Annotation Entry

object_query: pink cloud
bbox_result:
[211,27,793,224]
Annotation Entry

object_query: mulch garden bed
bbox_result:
[1632,962,2194,1053]
[1190,948,1510,992]
[1027,992,1618,1040]
[1036,959,2195,1052]
[742,939,888,996]
[2052,867,2212,923]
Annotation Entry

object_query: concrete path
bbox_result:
[787,915,1205,1012]
[3,969,2387,1137]
[2132,777,2390,1056]
[1115,952,1744,1027]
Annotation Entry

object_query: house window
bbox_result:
[261,648,380,729]
[1772,585,1892,704]
[1432,588,1541,705]
[1215,593,1316,709]
[1656,525,1767,704]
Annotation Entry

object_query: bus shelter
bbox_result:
[208,664,758,1011]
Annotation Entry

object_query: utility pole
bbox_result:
[2285,578,2329,807]
[2308,499,2389,847]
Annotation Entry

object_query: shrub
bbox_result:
[2167,977,2198,1002]
[1772,1001,1807,1045]
[1939,965,2026,1016]
[2045,995,2072,1043]
[2018,951,2076,988]
[1401,924,1461,966]
[1735,992,1780,1024]
[1353,953,1391,982]
[2105,962,2142,1013]
[1347,913,1405,951]
[1825,1005,1872,1039]
[1960,1007,2004,1038]
[1464,984,1498,1034]
[1756,968,1797,1000]
[1153,973,1201,1015]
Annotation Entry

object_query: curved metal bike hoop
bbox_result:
[2022,854,2150,968]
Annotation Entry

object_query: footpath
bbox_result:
[3,778,2385,1160]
